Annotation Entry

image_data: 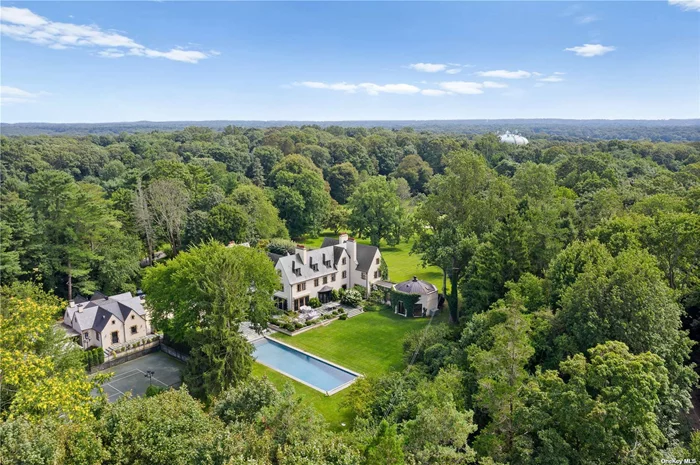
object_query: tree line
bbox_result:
[1,124,700,464]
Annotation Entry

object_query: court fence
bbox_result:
[89,344,160,373]
[160,344,190,362]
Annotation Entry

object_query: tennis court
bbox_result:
[97,351,184,402]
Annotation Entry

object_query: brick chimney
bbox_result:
[296,244,307,263]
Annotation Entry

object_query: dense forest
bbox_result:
[2,124,700,464]
[3,119,700,141]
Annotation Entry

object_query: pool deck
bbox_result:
[254,336,362,396]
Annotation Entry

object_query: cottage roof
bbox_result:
[66,292,146,332]
[393,276,438,295]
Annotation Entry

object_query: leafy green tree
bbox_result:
[469,303,533,462]
[324,200,349,234]
[327,162,359,204]
[28,171,120,298]
[99,388,232,465]
[642,211,700,291]
[0,285,99,422]
[252,145,283,178]
[546,239,613,307]
[214,377,281,424]
[229,184,288,241]
[347,176,406,246]
[142,242,279,399]
[522,342,669,465]
[268,155,331,237]
[364,420,405,465]
[394,154,433,193]
[300,144,331,172]
[555,248,685,359]
[462,213,530,315]
[204,203,249,245]
[402,401,477,465]
[413,151,514,323]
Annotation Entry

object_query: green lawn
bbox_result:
[299,232,445,290]
[272,306,446,377]
[251,363,353,431]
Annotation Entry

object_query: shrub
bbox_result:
[308,297,322,308]
[353,285,367,296]
[145,385,165,397]
[97,349,105,364]
[305,320,314,327]
[339,313,348,320]
[330,289,340,301]
[294,322,304,330]
[369,289,385,304]
[284,323,295,332]
[341,289,362,307]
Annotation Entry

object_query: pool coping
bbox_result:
[254,336,363,396]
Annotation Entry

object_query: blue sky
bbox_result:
[1,1,698,122]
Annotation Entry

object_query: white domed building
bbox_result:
[391,276,439,318]
[499,131,529,145]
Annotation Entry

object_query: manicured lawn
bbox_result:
[272,306,446,376]
[251,362,353,431]
[300,232,446,290]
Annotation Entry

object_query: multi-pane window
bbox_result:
[332,274,337,282]
[361,272,367,280]
[131,325,138,334]
[376,258,380,265]
[342,257,347,265]
[314,278,319,287]
[323,276,328,284]
[374,271,379,279]
[342,271,347,279]
[297,282,306,292]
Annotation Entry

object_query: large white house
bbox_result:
[62,291,152,351]
[269,234,382,311]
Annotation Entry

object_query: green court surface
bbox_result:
[97,351,184,402]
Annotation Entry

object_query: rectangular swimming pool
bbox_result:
[253,338,359,395]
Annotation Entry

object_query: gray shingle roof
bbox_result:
[66,292,146,332]
[393,277,437,295]
[321,238,380,273]
[276,246,346,285]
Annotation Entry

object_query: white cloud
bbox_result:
[538,76,564,82]
[0,85,45,104]
[0,6,213,63]
[295,81,420,95]
[482,81,508,88]
[445,68,461,75]
[565,43,616,57]
[408,63,448,73]
[476,69,532,79]
[554,71,566,75]
[576,15,599,24]
[359,83,421,95]
[421,89,452,97]
[438,81,484,95]
[669,0,700,11]
[98,49,125,58]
